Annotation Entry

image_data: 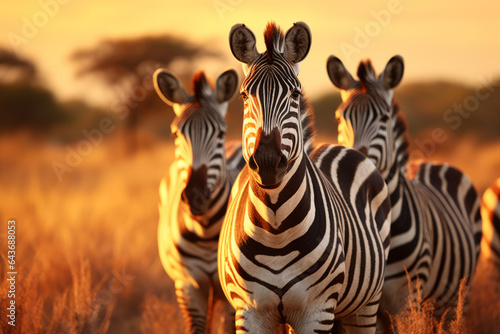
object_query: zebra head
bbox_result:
[229,21,312,188]
[154,69,238,216]
[326,55,404,176]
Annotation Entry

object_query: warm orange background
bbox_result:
[2,0,499,104]
[1,1,500,333]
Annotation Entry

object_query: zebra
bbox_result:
[155,68,245,334]
[481,178,500,266]
[218,21,392,334]
[326,55,482,330]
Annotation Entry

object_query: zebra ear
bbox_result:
[214,69,239,107]
[153,69,189,113]
[379,55,404,90]
[326,55,356,91]
[284,21,311,65]
[229,24,259,64]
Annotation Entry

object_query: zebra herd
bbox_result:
[155,21,500,334]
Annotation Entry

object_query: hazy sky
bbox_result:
[1,0,499,105]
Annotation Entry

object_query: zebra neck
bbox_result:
[247,154,314,233]
[385,100,410,222]
[384,158,405,223]
[391,100,410,171]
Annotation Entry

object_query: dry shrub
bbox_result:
[390,273,468,334]
[140,294,183,334]
[3,133,500,333]
[0,135,178,333]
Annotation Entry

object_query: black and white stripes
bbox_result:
[219,21,391,334]
[327,55,482,329]
[155,69,244,334]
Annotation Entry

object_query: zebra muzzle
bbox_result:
[182,165,211,216]
[249,129,288,187]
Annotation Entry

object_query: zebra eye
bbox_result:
[240,91,249,101]
[171,131,178,138]
[291,89,301,99]
[380,114,390,122]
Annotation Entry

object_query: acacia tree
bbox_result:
[0,47,38,83]
[0,47,72,133]
[71,35,221,152]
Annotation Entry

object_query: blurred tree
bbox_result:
[310,91,342,141]
[0,47,114,138]
[0,47,38,83]
[0,84,69,134]
[0,47,71,134]
[71,35,221,153]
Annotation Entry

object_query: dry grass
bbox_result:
[140,294,184,334]
[0,133,180,333]
[0,133,500,333]
[389,258,500,334]
[389,274,467,334]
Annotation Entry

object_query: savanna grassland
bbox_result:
[0,133,181,334]
[1,132,500,334]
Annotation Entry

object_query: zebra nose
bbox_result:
[182,165,211,215]
[359,146,369,157]
[249,150,287,173]
[249,128,288,187]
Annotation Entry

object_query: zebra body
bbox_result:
[155,69,244,333]
[481,178,500,266]
[327,55,482,328]
[219,22,391,334]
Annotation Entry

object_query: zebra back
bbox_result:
[327,55,482,323]
[412,162,481,308]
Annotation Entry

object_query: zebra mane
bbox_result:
[357,60,376,91]
[299,91,317,155]
[193,71,211,105]
[264,22,284,62]
[170,72,226,132]
[391,100,410,168]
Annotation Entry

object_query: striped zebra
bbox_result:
[326,55,482,330]
[481,178,500,266]
[218,21,392,334]
[155,69,245,334]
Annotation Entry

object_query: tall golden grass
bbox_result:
[0,133,180,333]
[0,133,499,333]
[389,256,500,334]
[389,274,467,334]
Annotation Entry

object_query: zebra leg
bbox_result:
[210,280,236,334]
[336,298,381,334]
[376,279,410,334]
[287,308,335,334]
[234,308,284,334]
[174,279,210,334]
